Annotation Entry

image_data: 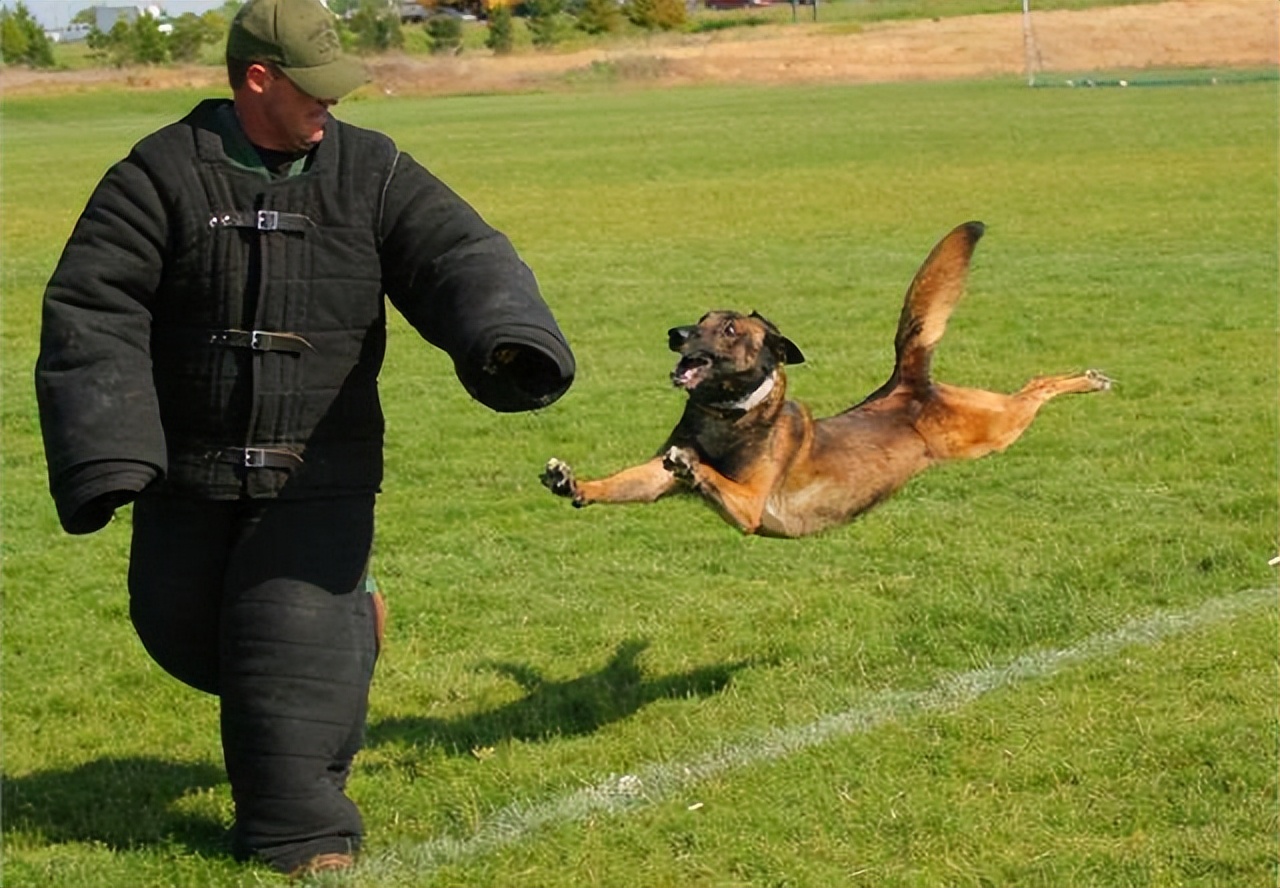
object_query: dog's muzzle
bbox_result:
[668,326,714,389]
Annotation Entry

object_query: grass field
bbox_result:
[2,72,1277,887]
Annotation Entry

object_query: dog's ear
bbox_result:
[777,336,806,365]
[750,311,806,365]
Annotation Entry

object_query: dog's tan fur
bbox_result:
[542,222,1110,537]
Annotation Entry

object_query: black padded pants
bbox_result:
[127,491,378,873]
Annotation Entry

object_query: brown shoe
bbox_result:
[290,852,354,878]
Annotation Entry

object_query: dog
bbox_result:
[541,221,1110,537]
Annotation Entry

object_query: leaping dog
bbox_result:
[542,221,1110,537]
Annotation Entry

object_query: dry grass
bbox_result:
[0,0,1272,98]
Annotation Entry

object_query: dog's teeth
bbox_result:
[673,366,703,388]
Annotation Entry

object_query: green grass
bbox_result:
[2,72,1277,887]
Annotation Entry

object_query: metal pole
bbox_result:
[1021,0,1036,87]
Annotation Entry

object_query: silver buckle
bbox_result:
[242,448,268,468]
[249,330,268,351]
[256,210,279,231]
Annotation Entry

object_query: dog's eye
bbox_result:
[724,321,736,337]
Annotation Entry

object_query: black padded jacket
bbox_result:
[35,98,574,533]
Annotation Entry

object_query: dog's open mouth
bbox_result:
[671,354,712,389]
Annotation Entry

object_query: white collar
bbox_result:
[709,372,777,413]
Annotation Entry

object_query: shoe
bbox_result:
[290,851,355,878]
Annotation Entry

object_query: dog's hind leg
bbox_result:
[855,221,986,408]
[915,370,1112,461]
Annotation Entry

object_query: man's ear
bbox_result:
[244,61,273,95]
[750,311,805,365]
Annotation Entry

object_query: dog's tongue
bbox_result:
[671,356,710,389]
[672,367,698,388]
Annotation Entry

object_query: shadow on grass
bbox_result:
[2,756,228,855]
[368,638,752,753]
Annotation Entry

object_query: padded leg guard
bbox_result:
[218,496,378,873]
[221,579,377,871]
[128,493,379,873]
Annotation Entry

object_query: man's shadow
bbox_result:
[369,639,752,753]
[2,756,227,854]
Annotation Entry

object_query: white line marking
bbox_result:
[367,587,1276,878]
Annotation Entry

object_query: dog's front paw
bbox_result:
[541,458,581,503]
[662,446,699,484]
[1085,369,1113,391]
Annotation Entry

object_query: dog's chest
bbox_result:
[702,441,766,480]
[689,412,790,478]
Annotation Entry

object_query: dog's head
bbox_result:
[667,311,805,404]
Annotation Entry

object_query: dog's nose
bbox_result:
[668,326,695,351]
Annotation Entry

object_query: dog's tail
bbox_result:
[855,221,985,406]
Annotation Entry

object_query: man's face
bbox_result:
[253,63,335,152]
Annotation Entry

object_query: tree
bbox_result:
[626,0,685,31]
[200,7,236,41]
[577,0,622,35]
[0,2,55,68]
[347,0,403,52]
[131,12,168,64]
[484,3,515,55]
[526,0,574,48]
[87,19,132,67]
[426,15,463,54]
[86,13,169,67]
[168,12,222,63]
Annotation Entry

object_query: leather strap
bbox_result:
[208,209,313,232]
[213,447,304,470]
[205,329,314,355]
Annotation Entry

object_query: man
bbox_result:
[34,0,574,876]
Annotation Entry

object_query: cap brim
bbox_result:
[280,57,369,101]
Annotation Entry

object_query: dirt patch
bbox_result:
[0,0,1273,97]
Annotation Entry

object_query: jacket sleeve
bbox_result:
[378,152,575,413]
[34,153,167,533]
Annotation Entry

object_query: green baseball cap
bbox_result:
[226,0,369,101]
